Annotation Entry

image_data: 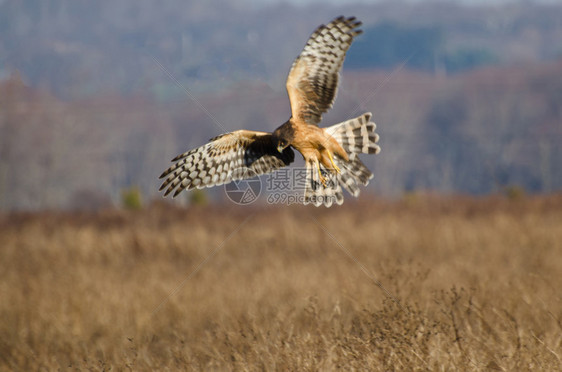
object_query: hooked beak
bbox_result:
[277,144,285,153]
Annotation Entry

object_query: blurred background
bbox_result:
[3,3,562,369]
[1,0,561,210]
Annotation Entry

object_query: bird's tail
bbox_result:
[304,113,380,207]
[324,112,380,156]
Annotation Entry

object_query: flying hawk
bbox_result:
[159,16,380,207]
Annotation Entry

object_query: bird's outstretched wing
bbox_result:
[286,16,362,125]
[159,130,294,197]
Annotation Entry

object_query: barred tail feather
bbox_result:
[304,160,344,208]
[325,112,380,156]
[303,156,372,207]
[334,156,373,198]
[303,112,380,206]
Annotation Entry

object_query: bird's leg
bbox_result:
[326,150,341,174]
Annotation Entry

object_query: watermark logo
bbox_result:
[224,167,338,205]
[224,168,261,205]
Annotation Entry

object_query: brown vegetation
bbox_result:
[1,195,561,370]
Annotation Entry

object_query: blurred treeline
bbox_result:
[1,0,561,210]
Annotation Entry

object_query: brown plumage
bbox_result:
[159,16,381,207]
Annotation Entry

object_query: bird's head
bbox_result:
[273,124,295,153]
[276,138,290,153]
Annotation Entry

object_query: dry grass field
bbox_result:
[1,195,561,371]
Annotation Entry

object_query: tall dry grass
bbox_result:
[1,195,561,370]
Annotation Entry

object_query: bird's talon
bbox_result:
[327,150,341,174]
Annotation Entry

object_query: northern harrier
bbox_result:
[159,16,380,207]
